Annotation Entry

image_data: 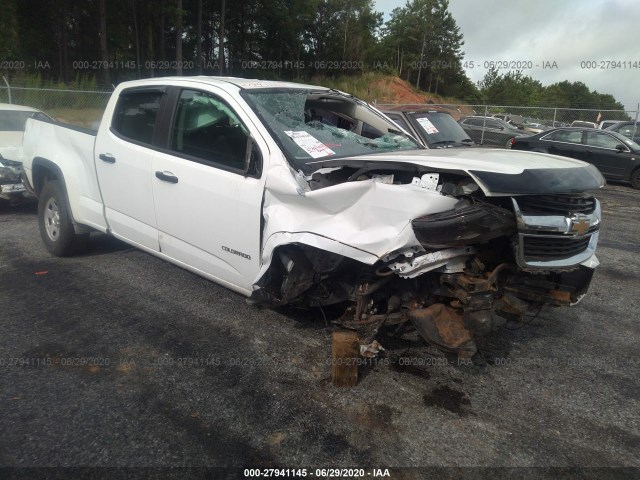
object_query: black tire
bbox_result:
[38,180,89,256]
[631,168,640,190]
[505,137,515,148]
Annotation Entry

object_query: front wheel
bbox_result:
[631,168,640,190]
[38,180,89,256]
[505,137,515,148]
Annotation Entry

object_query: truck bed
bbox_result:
[22,118,108,232]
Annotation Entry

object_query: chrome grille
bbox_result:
[511,197,601,269]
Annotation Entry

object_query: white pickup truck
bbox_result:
[22,76,605,356]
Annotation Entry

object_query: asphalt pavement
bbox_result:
[0,184,638,477]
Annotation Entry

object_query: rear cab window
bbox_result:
[111,90,163,145]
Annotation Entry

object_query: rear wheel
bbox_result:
[631,168,640,190]
[38,180,89,256]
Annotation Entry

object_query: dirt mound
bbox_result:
[373,76,438,105]
[369,76,473,119]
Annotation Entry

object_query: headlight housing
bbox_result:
[412,203,516,249]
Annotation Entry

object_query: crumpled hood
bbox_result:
[304,148,606,196]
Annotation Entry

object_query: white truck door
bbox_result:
[94,88,166,251]
[151,88,267,292]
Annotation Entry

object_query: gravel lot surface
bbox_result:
[0,184,638,477]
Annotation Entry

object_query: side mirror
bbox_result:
[615,144,627,152]
[244,136,263,178]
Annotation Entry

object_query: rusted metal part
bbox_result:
[463,309,506,335]
[331,329,359,387]
[549,289,572,304]
[500,293,531,315]
[504,285,573,306]
[353,276,393,323]
[408,304,477,358]
[359,311,408,326]
[443,263,517,294]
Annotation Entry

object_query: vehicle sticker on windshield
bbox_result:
[284,131,336,158]
[416,117,439,135]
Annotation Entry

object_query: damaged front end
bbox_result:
[250,161,602,358]
[0,156,29,202]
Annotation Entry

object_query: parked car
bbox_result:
[459,116,528,148]
[381,107,474,148]
[22,76,604,358]
[522,118,548,135]
[0,103,52,203]
[598,119,627,130]
[512,127,640,189]
[570,120,597,128]
[492,114,525,129]
[604,121,640,143]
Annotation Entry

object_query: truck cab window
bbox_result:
[112,91,162,144]
[171,90,249,171]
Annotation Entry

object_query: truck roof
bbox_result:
[117,76,329,93]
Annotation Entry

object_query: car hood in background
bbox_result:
[0,131,25,163]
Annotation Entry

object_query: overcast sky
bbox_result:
[374,0,640,111]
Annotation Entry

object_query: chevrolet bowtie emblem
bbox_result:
[569,217,590,235]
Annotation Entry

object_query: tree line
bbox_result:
[478,68,627,112]
[0,0,627,109]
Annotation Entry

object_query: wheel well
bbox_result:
[32,158,62,195]
[31,159,82,228]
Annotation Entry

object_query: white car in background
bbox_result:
[598,119,627,130]
[570,120,597,128]
[0,103,52,202]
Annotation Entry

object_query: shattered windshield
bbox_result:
[242,89,421,166]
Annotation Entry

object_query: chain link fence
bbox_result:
[0,79,112,128]
[376,102,640,147]
[2,78,638,138]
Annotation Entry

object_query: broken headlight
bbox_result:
[0,159,22,183]
[412,203,516,249]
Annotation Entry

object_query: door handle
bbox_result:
[155,171,179,184]
[99,153,116,164]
